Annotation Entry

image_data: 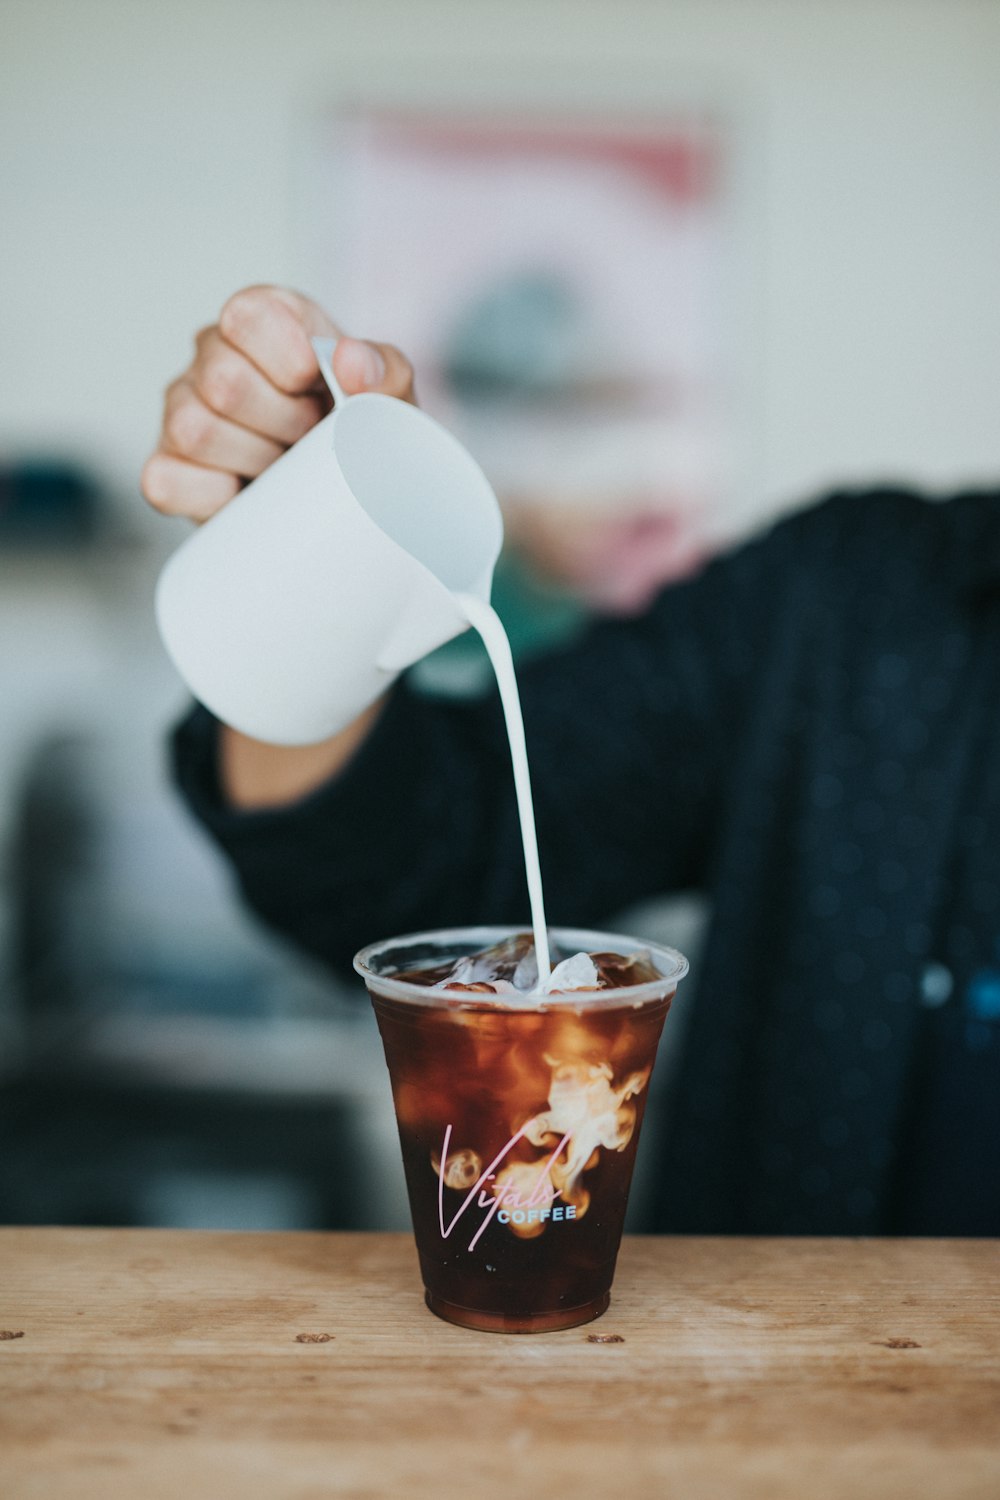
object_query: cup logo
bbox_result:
[433,1058,651,1253]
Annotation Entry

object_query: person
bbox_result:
[143,284,1000,1238]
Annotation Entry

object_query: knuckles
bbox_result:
[271,327,321,393]
[164,394,216,459]
[282,342,321,394]
[198,353,244,419]
[219,283,316,392]
[218,285,271,348]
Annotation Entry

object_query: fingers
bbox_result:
[218,284,340,395]
[333,336,416,405]
[155,334,411,493]
[141,284,418,526]
[217,285,414,405]
[141,452,240,522]
[160,376,286,480]
[191,326,328,446]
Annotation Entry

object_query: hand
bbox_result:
[141,285,416,523]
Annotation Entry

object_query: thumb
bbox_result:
[333,337,417,405]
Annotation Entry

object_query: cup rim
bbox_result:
[353,924,689,1009]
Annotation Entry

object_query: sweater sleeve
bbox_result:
[172,501,805,975]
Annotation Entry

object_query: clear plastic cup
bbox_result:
[355,925,688,1333]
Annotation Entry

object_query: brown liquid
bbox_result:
[370,975,672,1333]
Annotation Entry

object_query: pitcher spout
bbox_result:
[376,590,476,675]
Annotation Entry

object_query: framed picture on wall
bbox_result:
[303,107,744,615]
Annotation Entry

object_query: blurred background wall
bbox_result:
[1,0,999,1231]
[4,0,1000,514]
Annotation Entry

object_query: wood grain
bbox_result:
[1,1230,998,1499]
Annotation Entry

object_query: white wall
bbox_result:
[2,0,999,529]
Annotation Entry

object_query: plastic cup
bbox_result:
[355,925,688,1334]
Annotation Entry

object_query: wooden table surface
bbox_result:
[2,1230,999,1499]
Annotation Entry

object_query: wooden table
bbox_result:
[2,1230,999,1499]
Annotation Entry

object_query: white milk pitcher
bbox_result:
[155,339,504,745]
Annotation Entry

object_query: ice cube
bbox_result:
[395,936,659,999]
[438,955,485,987]
[589,949,659,987]
[421,934,541,993]
[541,951,600,994]
[512,947,539,992]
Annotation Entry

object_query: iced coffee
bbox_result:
[355,926,688,1334]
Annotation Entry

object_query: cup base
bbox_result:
[425,1289,611,1334]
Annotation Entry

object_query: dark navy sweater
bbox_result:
[174,489,1000,1235]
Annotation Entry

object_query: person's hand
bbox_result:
[141,285,416,522]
